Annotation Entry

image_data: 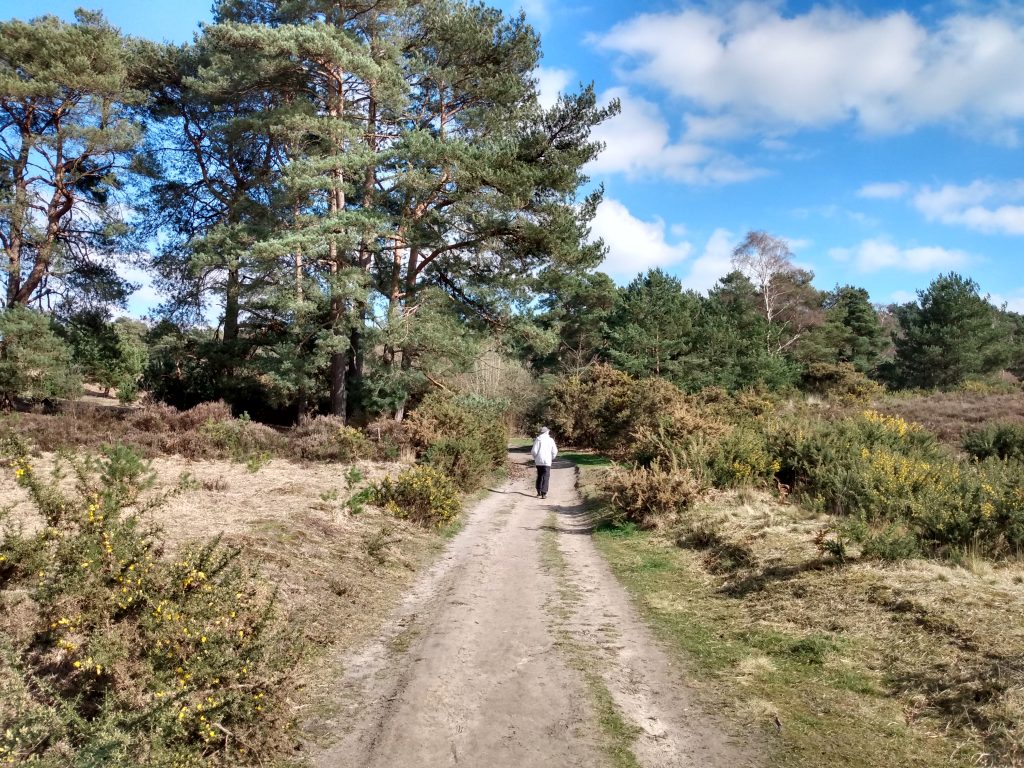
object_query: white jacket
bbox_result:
[531,434,558,467]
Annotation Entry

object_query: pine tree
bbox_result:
[889,273,1013,389]
[0,306,80,405]
[0,11,151,310]
[799,285,887,374]
[684,271,798,391]
[604,269,697,381]
[152,0,614,422]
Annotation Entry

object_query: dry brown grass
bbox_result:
[675,490,1024,766]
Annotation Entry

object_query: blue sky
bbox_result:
[7,0,1024,314]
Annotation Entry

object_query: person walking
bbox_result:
[531,426,558,499]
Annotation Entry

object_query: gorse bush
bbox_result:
[604,461,702,528]
[0,438,298,767]
[799,361,882,402]
[406,393,508,491]
[547,365,1024,559]
[769,410,1024,557]
[373,464,461,528]
[962,422,1024,461]
[708,425,780,488]
[546,364,725,457]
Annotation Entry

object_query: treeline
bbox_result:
[528,237,1024,399]
[0,3,612,420]
[3,8,1023,423]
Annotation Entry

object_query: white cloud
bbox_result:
[520,0,550,30]
[829,238,971,272]
[682,228,735,293]
[594,5,1024,140]
[913,180,1024,235]
[989,292,1024,313]
[889,289,918,304]
[590,87,767,184]
[858,181,910,199]
[590,198,692,279]
[535,66,572,110]
[792,204,878,227]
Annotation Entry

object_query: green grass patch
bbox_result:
[559,450,613,467]
[592,528,969,768]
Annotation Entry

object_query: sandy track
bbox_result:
[310,453,757,768]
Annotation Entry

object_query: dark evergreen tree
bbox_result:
[887,272,1013,389]
[798,285,887,374]
[683,271,798,392]
[528,270,618,372]
[604,269,697,381]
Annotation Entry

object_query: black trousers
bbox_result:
[535,465,551,496]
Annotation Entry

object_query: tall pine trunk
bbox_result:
[223,267,240,343]
[327,61,348,421]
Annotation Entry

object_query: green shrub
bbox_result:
[851,522,922,561]
[291,416,371,462]
[604,461,702,528]
[708,425,780,488]
[199,414,282,464]
[373,465,461,528]
[406,393,508,491]
[800,362,882,402]
[0,442,298,767]
[0,306,81,406]
[771,410,1024,557]
[962,422,1024,461]
[546,365,725,456]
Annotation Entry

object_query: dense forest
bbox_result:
[3,7,1023,422]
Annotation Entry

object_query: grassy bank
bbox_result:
[578,466,1023,768]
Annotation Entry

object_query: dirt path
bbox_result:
[309,453,758,768]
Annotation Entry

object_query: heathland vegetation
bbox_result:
[2,3,1024,767]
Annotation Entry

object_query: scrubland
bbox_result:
[552,368,1024,767]
[0,394,506,766]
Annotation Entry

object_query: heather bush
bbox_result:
[198,413,283,464]
[363,419,411,461]
[0,439,298,767]
[406,393,508,491]
[373,464,461,528]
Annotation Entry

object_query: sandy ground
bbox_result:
[309,453,758,768]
